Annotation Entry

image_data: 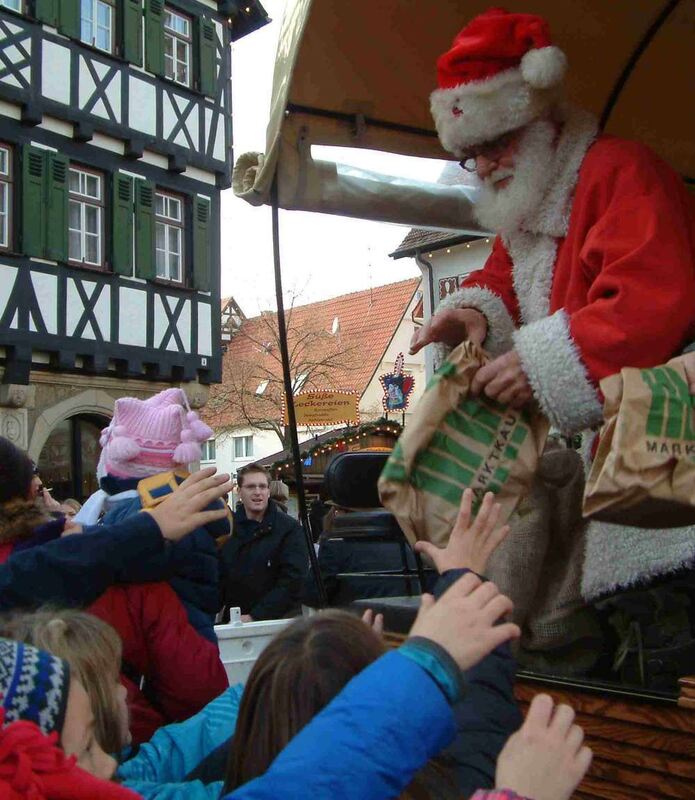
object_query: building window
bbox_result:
[155,191,184,283]
[255,380,268,395]
[0,0,22,13]
[233,435,253,460]
[0,144,12,251]
[200,439,216,462]
[69,166,104,268]
[164,7,191,86]
[80,0,114,53]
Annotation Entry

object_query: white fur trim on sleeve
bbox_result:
[432,286,516,367]
[513,309,603,434]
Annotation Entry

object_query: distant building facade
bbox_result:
[0,0,267,499]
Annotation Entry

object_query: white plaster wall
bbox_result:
[427,238,493,303]
[412,238,493,379]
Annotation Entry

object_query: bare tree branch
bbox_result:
[207,295,360,450]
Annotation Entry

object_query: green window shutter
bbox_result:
[197,17,216,97]
[121,0,143,66]
[144,0,164,76]
[134,179,156,280]
[45,152,68,262]
[112,172,134,275]
[58,0,80,39]
[192,195,211,291]
[35,0,58,27]
[21,146,47,258]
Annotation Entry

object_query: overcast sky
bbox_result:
[221,0,444,315]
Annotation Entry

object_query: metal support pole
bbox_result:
[270,176,328,607]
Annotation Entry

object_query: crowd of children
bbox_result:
[0,387,594,799]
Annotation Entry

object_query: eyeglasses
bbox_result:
[458,130,518,172]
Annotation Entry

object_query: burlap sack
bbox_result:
[583,355,695,528]
[487,442,602,675]
[378,341,549,549]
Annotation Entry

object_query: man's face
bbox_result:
[470,118,557,234]
[239,472,270,515]
[469,128,525,187]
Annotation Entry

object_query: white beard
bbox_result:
[474,119,558,234]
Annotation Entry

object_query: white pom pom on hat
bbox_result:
[520,45,567,89]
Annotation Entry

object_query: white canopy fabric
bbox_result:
[233,0,694,232]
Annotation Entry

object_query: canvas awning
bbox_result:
[233,0,693,232]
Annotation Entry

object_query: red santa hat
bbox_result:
[430,7,567,155]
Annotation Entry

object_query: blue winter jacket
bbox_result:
[224,649,457,800]
[98,475,227,641]
[434,569,521,795]
[118,684,243,800]
[0,513,166,611]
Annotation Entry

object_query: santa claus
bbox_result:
[411,7,695,436]
[410,8,695,604]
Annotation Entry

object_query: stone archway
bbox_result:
[28,389,114,461]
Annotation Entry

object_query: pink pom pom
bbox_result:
[187,413,213,441]
[108,435,140,461]
[180,428,196,443]
[113,425,128,436]
[174,441,202,465]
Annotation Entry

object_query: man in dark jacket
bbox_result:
[220,464,308,621]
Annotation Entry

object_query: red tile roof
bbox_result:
[204,278,420,429]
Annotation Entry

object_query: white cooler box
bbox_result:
[215,617,293,686]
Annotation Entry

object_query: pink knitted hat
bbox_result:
[100,388,213,479]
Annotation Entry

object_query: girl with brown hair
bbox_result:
[0,608,129,754]
[224,608,461,798]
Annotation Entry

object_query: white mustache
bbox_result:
[485,168,515,186]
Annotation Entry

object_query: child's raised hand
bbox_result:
[495,693,592,800]
[361,608,384,637]
[414,489,510,575]
[409,572,519,671]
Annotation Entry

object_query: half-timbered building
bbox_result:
[0,0,267,499]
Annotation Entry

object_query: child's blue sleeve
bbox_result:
[118,684,242,785]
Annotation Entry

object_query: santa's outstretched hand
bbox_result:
[409,307,487,354]
[472,349,534,408]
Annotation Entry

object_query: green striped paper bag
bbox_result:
[583,355,695,528]
[378,341,549,550]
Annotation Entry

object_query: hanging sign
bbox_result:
[380,353,415,412]
[283,390,360,426]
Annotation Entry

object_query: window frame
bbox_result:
[68,164,106,271]
[0,143,13,253]
[0,0,22,15]
[80,0,116,54]
[154,188,185,285]
[200,438,216,462]
[163,5,192,88]
[233,435,253,460]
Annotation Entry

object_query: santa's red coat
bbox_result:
[442,112,695,434]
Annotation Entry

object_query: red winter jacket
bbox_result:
[88,581,228,744]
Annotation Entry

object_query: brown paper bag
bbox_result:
[583,355,695,528]
[378,341,549,549]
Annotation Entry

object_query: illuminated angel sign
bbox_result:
[380,353,415,412]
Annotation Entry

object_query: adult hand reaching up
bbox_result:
[145,467,232,542]
[414,488,509,575]
[495,693,592,800]
[409,307,487,355]
[409,571,519,671]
